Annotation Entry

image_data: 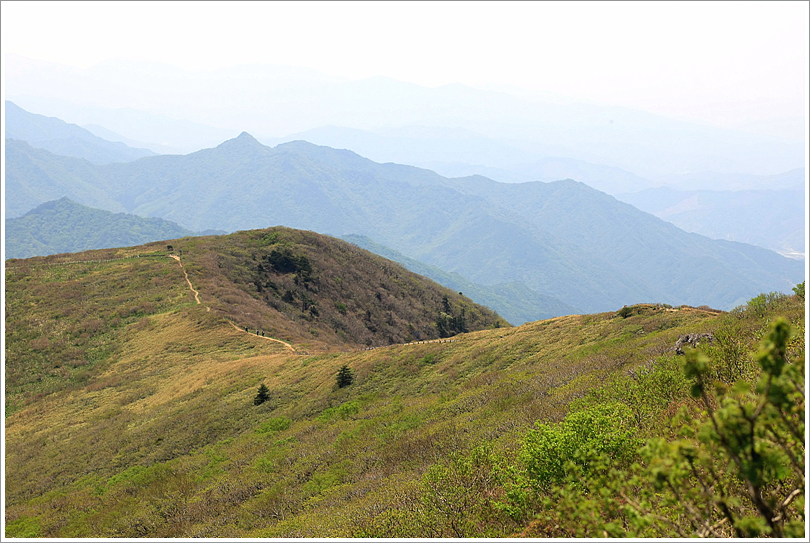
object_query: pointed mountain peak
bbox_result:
[213,131,268,156]
[236,131,259,142]
[216,131,263,147]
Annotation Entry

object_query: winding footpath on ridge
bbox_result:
[168,253,299,354]
[169,254,205,309]
[168,254,462,356]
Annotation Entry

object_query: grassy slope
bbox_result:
[5,233,729,536]
[4,226,504,414]
[6,228,802,538]
[4,228,504,521]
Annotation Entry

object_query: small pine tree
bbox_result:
[254,383,270,405]
[336,365,354,388]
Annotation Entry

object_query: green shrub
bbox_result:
[319,400,361,423]
[5,516,42,538]
[256,417,291,434]
[579,355,690,430]
[106,465,149,488]
[520,402,638,490]
[419,353,436,366]
[745,291,788,317]
[421,445,510,537]
[650,317,805,537]
[701,315,754,384]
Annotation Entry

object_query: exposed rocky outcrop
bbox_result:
[673,332,715,355]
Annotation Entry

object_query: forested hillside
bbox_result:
[4,134,803,313]
[4,226,804,537]
[165,228,507,348]
[5,198,202,259]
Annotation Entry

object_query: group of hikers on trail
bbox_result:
[245,326,265,337]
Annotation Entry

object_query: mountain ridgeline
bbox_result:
[4,100,156,164]
[5,132,804,314]
[615,182,806,259]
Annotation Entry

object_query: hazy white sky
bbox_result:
[2,0,808,127]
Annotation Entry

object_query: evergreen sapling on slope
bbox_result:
[337,365,354,388]
[254,383,271,405]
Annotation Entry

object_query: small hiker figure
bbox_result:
[256,329,260,335]
[261,331,264,337]
[245,326,248,332]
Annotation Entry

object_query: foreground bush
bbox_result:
[510,317,804,537]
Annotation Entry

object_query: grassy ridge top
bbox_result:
[168,227,508,348]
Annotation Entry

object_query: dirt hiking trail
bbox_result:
[169,254,298,354]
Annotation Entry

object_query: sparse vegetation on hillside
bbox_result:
[4,249,191,415]
[169,227,507,348]
[4,231,804,538]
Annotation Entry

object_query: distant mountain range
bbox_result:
[651,168,806,192]
[5,132,803,313]
[4,101,156,164]
[616,183,806,260]
[81,123,181,155]
[7,102,803,259]
[4,197,222,260]
[259,125,655,195]
[5,139,130,218]
[7,54,804,180]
